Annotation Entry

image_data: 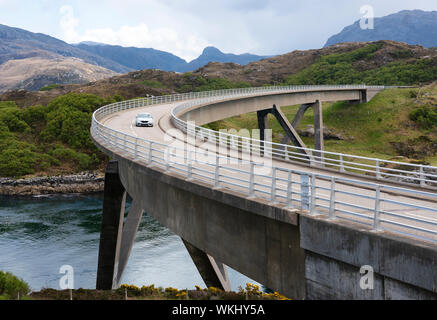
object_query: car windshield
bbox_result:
[137,113,151,118]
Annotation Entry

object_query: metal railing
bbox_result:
[91,85,437,244]
[170,87,437,189]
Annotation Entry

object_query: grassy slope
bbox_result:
[205,85,437,166]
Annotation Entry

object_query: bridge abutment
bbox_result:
[300,215,437,300]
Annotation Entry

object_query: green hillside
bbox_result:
[284,43,437,86]
[0,94,122,177]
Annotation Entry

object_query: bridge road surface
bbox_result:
[101,101,437,243]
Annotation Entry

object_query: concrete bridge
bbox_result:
[91,85,437,300]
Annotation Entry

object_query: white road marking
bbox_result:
[130,120,138,137]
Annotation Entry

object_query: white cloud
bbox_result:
[59,5,80,43]
[58,4,209,61]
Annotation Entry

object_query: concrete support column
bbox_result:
[281,103,312,145]
[96,161,145,290]
[313,100,324,163]
[257,110,270,156]
[271,105,309,158]
[114,200,144,287]
[182,239,231,291]
[360,90,368,103]
[96,161,127,290]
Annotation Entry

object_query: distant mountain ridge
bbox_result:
[76,43,270,73]
[325,10,437,48]
[180,46,271,72]
[0,24,131,73]
[75,43,188,72]
[0,23,270,92]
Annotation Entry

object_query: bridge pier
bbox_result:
[281,100,325,161]
[182,239,231,291]
[257,101,326,161]
[96,161,144,290]
[257,105,309,158]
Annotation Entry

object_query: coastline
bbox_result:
[0,172,105,196]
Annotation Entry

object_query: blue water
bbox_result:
[0,194,255,292]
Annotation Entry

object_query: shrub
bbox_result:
[0,106,30,133]
[0,271,30,299]
[50,145,97,171]
[0,93,109,177]
[141,285,159,296]
[21,105,49,126]
[40,93,106,149]
[177,75,251,93]
[164,287,180,298]
[409,105,437,129]
[40,84,62,91]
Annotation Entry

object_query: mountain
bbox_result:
[76,43,269,72]
[4,40,437,108]
[0,24,131,73]
[75,42,187,72]
[0,56,118,92]
[325,10,437,48]
[181,46,270,72]
[0,24,270,92]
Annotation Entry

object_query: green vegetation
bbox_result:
[28,283,288,300]
[284,43,437,86]
[0,270,287,300]
[204,86,437,165]
[0,93,123,177]
[140,79,165,88]
[178,73,251,92]
[409,105,437,129]
[0,271,30,300]
[40,84,63,91]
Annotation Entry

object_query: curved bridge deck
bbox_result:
[91,86,437,299]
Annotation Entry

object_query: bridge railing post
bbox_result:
[248,162,255,198]
[419,166,426,187]
[134,138,138,159]
[187,151,193,180]
[310,173,317,216]
[300,174,310,211]
[328,177,336,220]
[214,156,220,188]
[376,160,381,180]
[165,148,172,172]
[123,133,127,151]
[148,142,153,165]
[309,150,315,167]
[270,168,277,204]
[339,155,345,173]
[284,146,289,161]
[286,170,293,209]
[373,185,382,231]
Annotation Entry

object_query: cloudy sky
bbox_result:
[0,0,436,61]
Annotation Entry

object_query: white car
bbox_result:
[135,113,154,127]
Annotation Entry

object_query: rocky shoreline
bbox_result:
[0,172,105,196]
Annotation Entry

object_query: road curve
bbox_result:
[92,86,437,244]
